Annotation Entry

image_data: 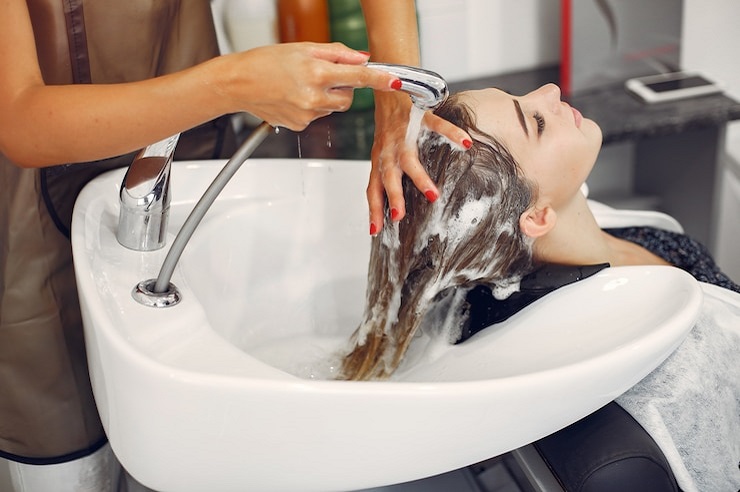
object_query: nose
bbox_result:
[528,83,562,111]
[535,83,561,99]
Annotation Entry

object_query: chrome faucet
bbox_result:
[367,62,449,110]
[130,122,274,307]
[117,133,180,251]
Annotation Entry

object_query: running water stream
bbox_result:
[405,104,425,147]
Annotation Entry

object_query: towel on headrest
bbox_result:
[616,282,740,492]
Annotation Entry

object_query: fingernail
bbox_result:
[425,190,438,203]
[358,50,371,57]
[370,222,378,235]
[391,208,400,220]
[391,79,403,90]
[462,139,472,149]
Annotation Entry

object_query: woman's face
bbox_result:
[460,84,602,209]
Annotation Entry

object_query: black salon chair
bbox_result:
[533,402,680,492]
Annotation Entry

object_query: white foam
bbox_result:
[492,278,522,300]
[249,333,346,380]
[446,197,494,247]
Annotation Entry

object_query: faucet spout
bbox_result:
[117,133,180,251]
[130,122,274,307]
[366,62,448,110]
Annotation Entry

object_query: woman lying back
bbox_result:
[340,84,739,381]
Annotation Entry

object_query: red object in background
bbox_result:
[277,0,330,43]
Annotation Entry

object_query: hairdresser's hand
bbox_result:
[367,91,471,234]
[216,42,400,131]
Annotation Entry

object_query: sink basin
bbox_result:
[72,159,702,492]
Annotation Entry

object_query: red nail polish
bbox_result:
[391,79,403,90]
[462,139,472,149]
[425,190,438,202]
[391,208,400,220]
[358,50,371,57]
[370,223,378,235]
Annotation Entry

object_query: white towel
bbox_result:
[616,283,740,492]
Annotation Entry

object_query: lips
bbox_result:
[571,106,583,128]
[561,101,583,128]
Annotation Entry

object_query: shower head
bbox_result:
[367,62,449,110]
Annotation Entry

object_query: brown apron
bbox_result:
[0,0,236,463]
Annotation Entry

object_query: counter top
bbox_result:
[249,65,740,158]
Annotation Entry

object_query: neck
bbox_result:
[533,194,610,265]
[532,194,669,267]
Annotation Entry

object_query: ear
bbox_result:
[519,205,557,239]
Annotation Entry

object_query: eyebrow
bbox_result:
[513,99,528,137]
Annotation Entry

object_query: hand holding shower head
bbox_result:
[367,63,448,110]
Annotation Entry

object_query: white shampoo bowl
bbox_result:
[72,159,702,492]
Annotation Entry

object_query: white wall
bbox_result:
[681,0,740,100]
[417,0,561,81]
[681,0,740,148]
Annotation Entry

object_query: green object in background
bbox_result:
[328,0,373,111]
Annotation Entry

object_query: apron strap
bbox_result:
[62,0,91,84]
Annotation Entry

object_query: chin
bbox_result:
[586,118,604,145]
[583,121,603,160]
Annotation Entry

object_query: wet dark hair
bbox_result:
[339,94,537,380]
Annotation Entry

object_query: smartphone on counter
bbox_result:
[625,71,722,104]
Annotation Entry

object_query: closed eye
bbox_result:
[534,112,545,136]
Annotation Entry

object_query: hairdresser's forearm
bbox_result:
[2,42,395,168]
[360,0,420,65]
[2,62,230,168]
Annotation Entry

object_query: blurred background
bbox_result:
[212,0,740,281]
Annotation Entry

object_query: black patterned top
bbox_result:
[605,227,740,294]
